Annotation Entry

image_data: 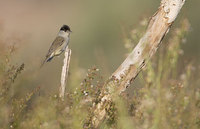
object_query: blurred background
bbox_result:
[0,0,199,96]
[1,0,200,129]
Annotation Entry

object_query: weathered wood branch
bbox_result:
[86,0,186,128]
[59,47,71,100]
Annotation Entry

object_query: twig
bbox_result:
[59,46,71,100]
[86,0,186,128]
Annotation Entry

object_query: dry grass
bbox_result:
[0,19,199,129]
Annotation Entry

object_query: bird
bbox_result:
[41,25,72,67]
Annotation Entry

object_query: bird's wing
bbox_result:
[46,36,65,57]
[47,36,65,55]
[40,36,65,67]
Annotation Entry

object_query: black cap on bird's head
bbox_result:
[60,25,72,32]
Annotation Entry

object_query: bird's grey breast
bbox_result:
[62,36,69,51]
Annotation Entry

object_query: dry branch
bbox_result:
[86,0,186,128]
[59,46,71,100]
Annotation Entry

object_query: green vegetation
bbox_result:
[0,19,199,129]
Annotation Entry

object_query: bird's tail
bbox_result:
[40,56,54,68]
[40,58,47,68]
